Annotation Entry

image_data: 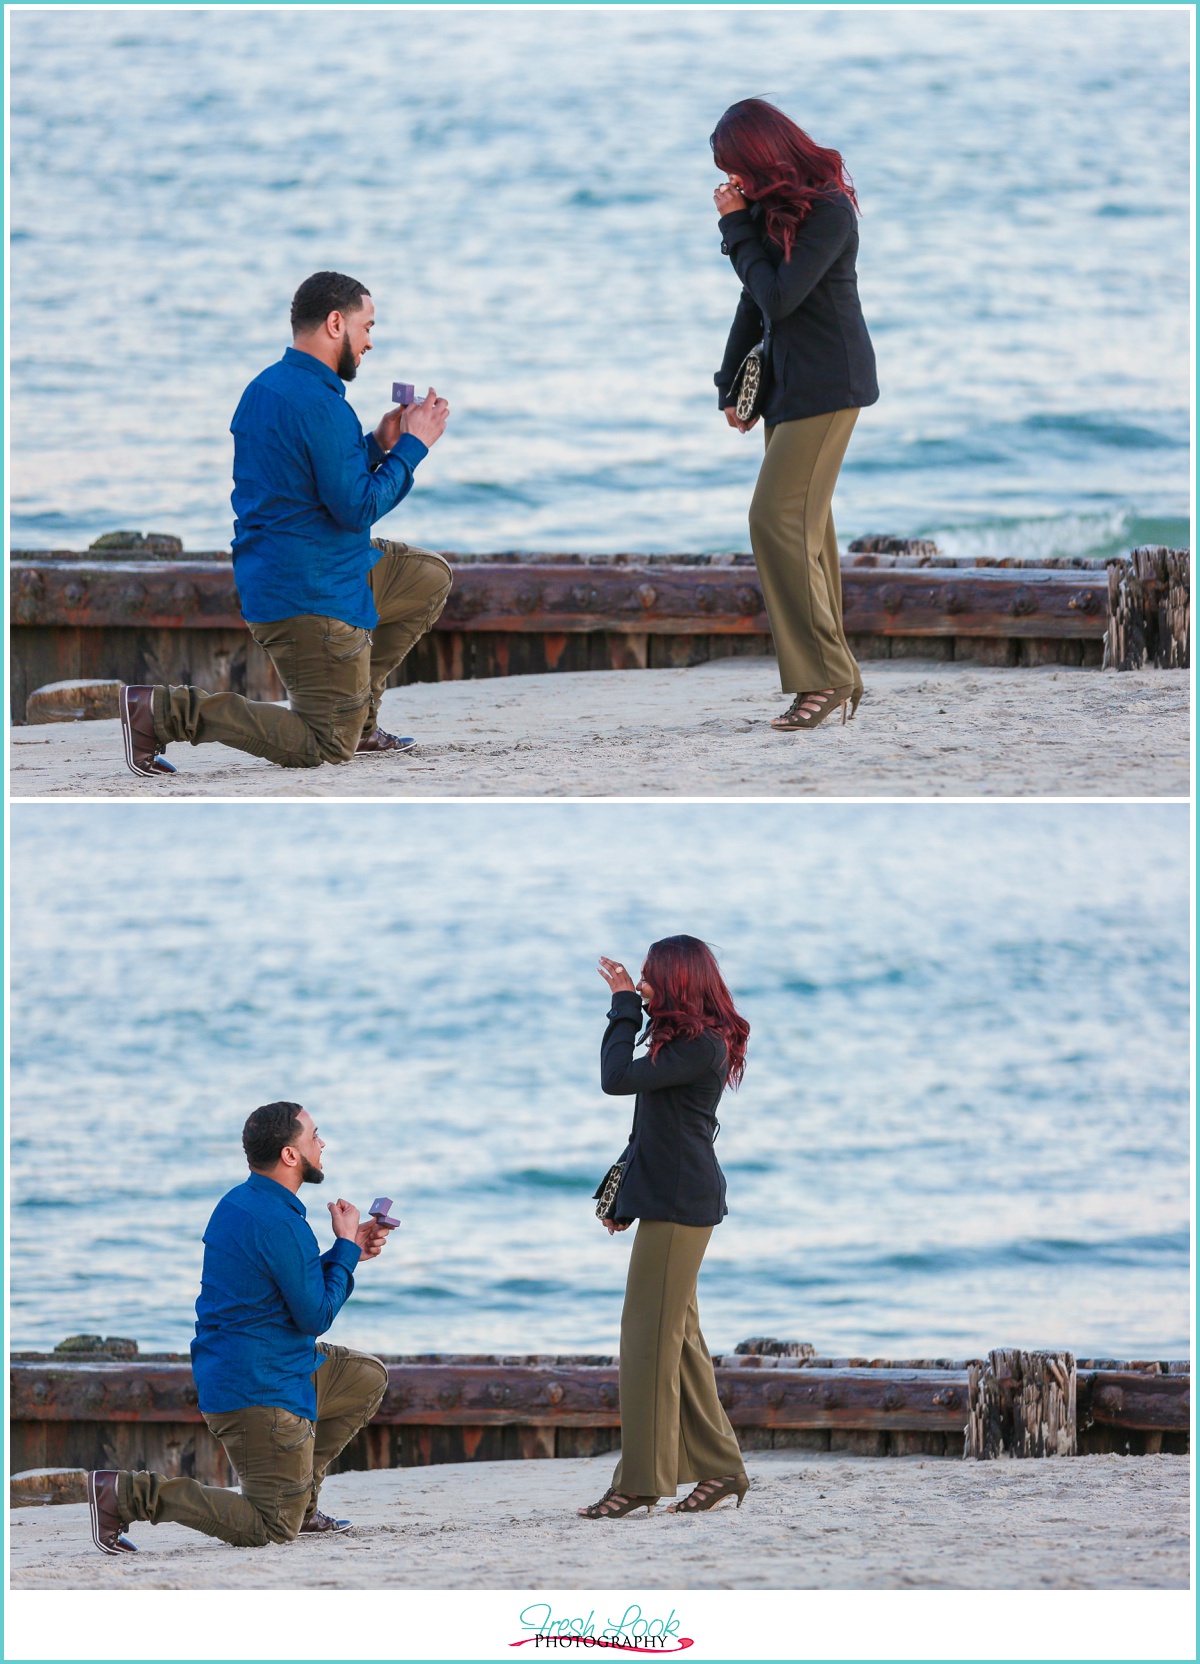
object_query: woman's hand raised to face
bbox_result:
[714,180,748,217]
[598,956,637,995]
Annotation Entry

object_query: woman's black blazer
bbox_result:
[715,189,879,425]
[594,989,729,1227]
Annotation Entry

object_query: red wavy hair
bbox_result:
[710,98,859,259]
[641,936,749,1089]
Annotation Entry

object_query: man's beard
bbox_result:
[300,1157,325,1184]
[335,335,357,382]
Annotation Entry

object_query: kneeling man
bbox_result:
[120,270,452,776]
[89,1101,391,1552]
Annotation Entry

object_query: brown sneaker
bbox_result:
[118,686,177,778]
[87,1470,138,1554]
[299,1509,352,1534]
[356,727,416,754]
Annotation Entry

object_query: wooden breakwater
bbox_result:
[14,534,1178,722]
[9,1338,1188,1499]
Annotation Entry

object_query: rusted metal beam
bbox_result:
[10,558,1109,640]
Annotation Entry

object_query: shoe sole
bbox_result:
[88,1471,134,1554]
[118,688,160,779]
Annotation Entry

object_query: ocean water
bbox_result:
[8,8,1190,563]
[8,803,1191,1360]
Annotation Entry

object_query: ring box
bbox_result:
[391,383,416,407]
[368,1196,401,1228]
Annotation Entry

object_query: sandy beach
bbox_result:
[8,659,1191,799]
[9,1450,1189,1590]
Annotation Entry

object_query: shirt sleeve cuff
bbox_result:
[366,430,387,469]
[386,432,429,469]
[328,1236,362,1269]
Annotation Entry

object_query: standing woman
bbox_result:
[579,936,750,1518]
[712,98,879,731]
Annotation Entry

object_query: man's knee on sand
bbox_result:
[261,1492,312,1545]
[306,695,372,764]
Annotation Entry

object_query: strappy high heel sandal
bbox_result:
[667,1474,749,1513]
[577,1487,658,1519]
[770,686,855,731]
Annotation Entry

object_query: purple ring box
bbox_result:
[368,1196,401,1228]
[391,382,416,407]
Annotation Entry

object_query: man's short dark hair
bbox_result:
[291,271,370,333]
[243,1101,305,1170]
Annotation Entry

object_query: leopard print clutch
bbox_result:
[731,343,766,423]
[594,1161,625,1220]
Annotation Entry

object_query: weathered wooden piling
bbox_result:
[1106,546,1191,670]
[966,1350,1077,1458]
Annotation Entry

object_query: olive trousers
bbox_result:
[748,407,862,696]
[116,1343,388,1548]
[151,541,452,768]
[611,1221,745,1499]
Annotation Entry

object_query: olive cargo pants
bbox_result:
[151,541,452,768]
[748,408,862,696]
[611,1221,745,1499]
[116,1344,388,1547]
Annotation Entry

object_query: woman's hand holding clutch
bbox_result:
[603,1217,631,1235]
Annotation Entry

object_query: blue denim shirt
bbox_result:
[230,347,429,629]
[190,1172,362,1419]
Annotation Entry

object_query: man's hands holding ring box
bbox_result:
[373,387,449,454]
[328,1195,399,1260]
[399,387,449,448]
